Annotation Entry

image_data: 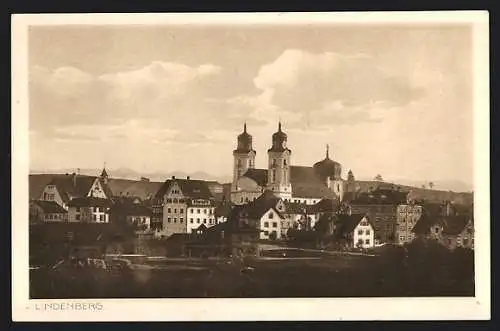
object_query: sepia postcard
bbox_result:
[12,11,490,321]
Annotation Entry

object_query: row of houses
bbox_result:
[29,168,474,253]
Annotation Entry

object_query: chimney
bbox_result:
[187,176,190,180]
[72,172,77,187]
[172,175,176,180]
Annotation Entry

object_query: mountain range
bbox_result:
[29,167,473,193]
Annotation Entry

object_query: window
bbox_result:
[365,230,370,235]
[196,209,200,214]
[203,219,207,224]
[173,199,178,203]
[197,218,200,224]
[365,239,370,245]
[463,238,469,246]
[269,212,274,219]
[264,222,269,228]
[93,214,96,221]
[95,207,100,213]
[180,218,184,223]
[180,208,184,214]
[435,227,439,234]
[264,231,269,236]
[100,215,104,222]
[174,208,177,213]
[168,218,171,223]
[173,218,177,223]
[190,218,194,223]
[245,197,249,202]
[167,208,171,213]
[400,236,405,242]
[204,209,208,214]
[76,214,80,221]
[284,159,287,166]
[272,222,278,228]
[358,230,363,235]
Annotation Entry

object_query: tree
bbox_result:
[374,174,384,181]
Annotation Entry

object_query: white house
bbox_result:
[338,214,375,249]
[67,197,112,223]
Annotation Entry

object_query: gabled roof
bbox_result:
[67,197,113,208]
[31,200,67,214]
[154,178,213,200]
[242,190,283,220]
[441,216,473,235]
[283,201,310,215]
[337,214,370,234]
[47,175,98,203]
[411,209,437,234]
[107,178,163,200]
[312,198,341,213]
[242,168,268,186]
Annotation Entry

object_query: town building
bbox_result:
[230,123,350,206]
[336,214,375,249]
[67,197,112,223]
[395,203,424,245]
[347,187,408,244]
[109,197,152,231]
[412,203,474,250]
[38,171,111,211]
[152,176,216,237]
[29,200,68,223]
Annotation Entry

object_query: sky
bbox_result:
[28,23,473,185]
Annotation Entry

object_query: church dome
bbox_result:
[268,122,290,152]
[313,145,342,180]
[234,123,254,153]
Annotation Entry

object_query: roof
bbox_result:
[242,168,268,187]
[31,200,67,214]
[350,188,408,205]
[67,197,113,208]
[441,216,473,235]
[411,210,437,234]
[313,198,341,213]
[215,201,232,218]
[283,201,310,215]
[107,178,163,200]
[154,178,213,200]
[243,190,283,219]
[109,200,152,217]
[46,175,98,203]
[412,211,473,236]
[337,214,369,233]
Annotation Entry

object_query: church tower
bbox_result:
[232,123,256,191]
[266,122,292,199]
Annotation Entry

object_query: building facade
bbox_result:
[67,197,112,223]
[230,123,349,206]
[152,176,216,237]
[396,203,423,245]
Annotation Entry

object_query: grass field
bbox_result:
[29,245,474,298]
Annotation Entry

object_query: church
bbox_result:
[230,122,355,205]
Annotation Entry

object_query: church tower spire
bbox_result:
[231,123,257,204]
[266,121,292,199]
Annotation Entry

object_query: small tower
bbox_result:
[266,122,292,199]
[100,163,109,185]
[232,123,256,190]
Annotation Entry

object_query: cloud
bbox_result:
[253,49,424,126]
[29,61,260,144]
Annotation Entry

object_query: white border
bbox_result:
[12,12,490,321]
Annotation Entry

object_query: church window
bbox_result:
[284,159,287,166]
